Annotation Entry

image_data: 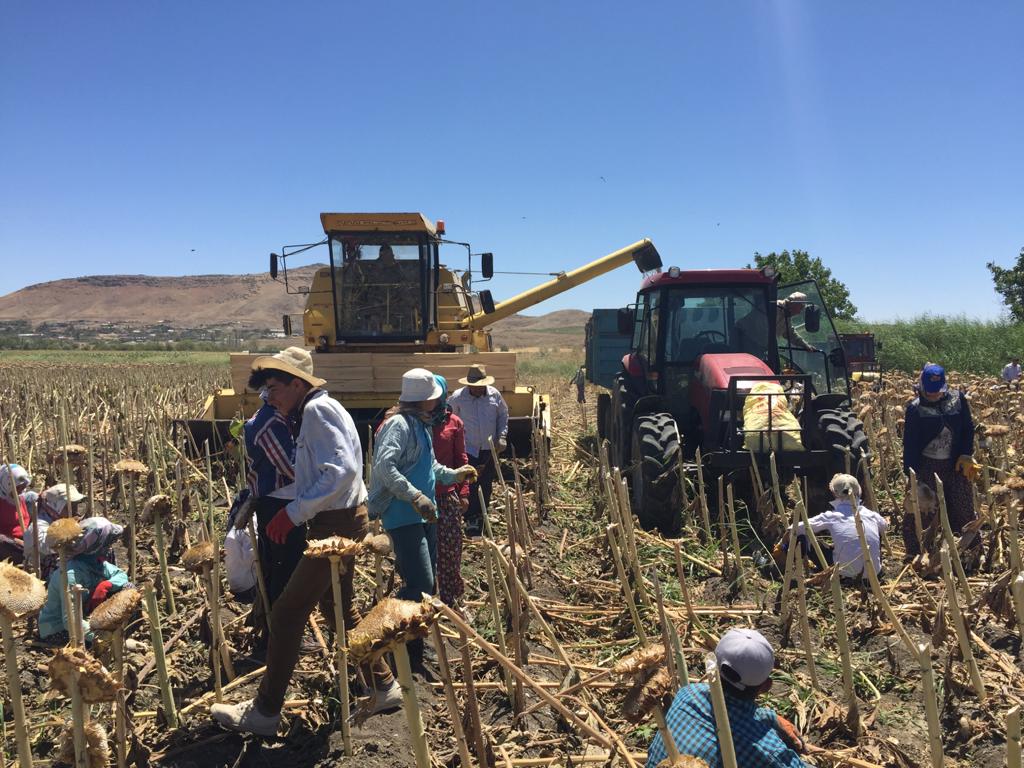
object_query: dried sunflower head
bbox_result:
[348,598,436,663]
[88,587,142,632]
[112,459,149,476]
[49,647,119,704]
[612,643,667,679]
[141,494,173,525]
[182,541,216,573]
[362,533,392,556]
[305,536,363,559]
[0,561,47,621]
[656,757,709,768]
[58,719,109,768]
[46,518,84,551]
[622,665,674,723]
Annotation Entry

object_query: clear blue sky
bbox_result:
[2,2,1022,321]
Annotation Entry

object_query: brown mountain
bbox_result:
[0,269,586,348]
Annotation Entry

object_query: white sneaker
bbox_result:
[210,698,280,736]
[368,682,403,715]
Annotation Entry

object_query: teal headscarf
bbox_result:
[431,374,449,425]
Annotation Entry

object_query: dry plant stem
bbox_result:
[607,523,647,644]
[457,628,490,763]
[614,471,651,608]
[793,554,819,690]
[1012,574,1024,644]
[204,441,216,541]
[327,558,352,757]
[908,469,924,553]
[917,643,944,768]
[504,492,526,713]
[143,583,179,727]
[1008,705,1022,768]
[694,448,713,542]
[210,561,234,681]
[649,567,679,688]
[246,517,271,623]
[778,497,803,624]
[434,602,613,749]
[852,509,915,654]
[153,512,176,615]
[204,567,222,702]
[705,656,738,768]
[86,431,95,517]
[0,615,33,768]
[485,547,515,698]
[126,478,138,584]
[934,475,973,603]
[829,568,862,736]
[69,670,88,768]
[392,643,431,768]
[430,623,473,768]
[1009,502,1023,574]
[28,500,41,579]
[58,552,77,648]
[725,483,746,595]
[716,475,729,574]
[749,449,765,500]
[651,706,683,764]
[940,546,986,702]
[672,540,716,644]
[72,585,87,648]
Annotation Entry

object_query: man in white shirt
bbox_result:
[212,347,400,736]
[1002,357,1021,388]
[448,364,509,537]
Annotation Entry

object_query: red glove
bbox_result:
[266,509,296,544]
[88,581,115,612]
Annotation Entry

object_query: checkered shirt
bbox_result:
[646,683,807,768]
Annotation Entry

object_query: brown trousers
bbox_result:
[256,505,394,714]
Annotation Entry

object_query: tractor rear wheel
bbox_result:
[596,393,611,442]
[808,405,870,512]
[630,413,682,536]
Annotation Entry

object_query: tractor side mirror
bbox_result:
[282,315,292,336]
[480,290,496,314]
[481,252,494,279]
[804,304,821,334]
[617,307,635,336]
[270,253,279,280]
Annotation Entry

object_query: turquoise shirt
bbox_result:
[39,555,129,641]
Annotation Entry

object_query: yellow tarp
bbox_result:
[742,381,803,452]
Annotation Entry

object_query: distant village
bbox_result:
[0,318,289,350]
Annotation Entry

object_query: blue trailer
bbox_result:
[585,309,631,389]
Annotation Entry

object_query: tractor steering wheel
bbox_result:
[696,330,727,345]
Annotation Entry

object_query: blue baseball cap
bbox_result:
[920,364,947,394]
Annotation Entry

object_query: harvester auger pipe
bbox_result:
[461,239,661,329]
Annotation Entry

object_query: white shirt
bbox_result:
[285,390,368,526]
[795,500,887,578]
[1003,363,1021,383]
[224,526,257,594]
[448,385,509,457]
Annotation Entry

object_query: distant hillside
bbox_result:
[0,269,586,349]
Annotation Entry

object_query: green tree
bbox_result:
[749,249,858,320]
[987,248,1024,322]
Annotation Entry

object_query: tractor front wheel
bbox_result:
[630,413,682,536]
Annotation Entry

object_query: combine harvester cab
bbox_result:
[596,266,868,535]
[179,212,662,458]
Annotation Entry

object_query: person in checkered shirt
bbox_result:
[646,628,808,767]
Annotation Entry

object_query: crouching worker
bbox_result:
[647,628,808,767]
[772,473,887,583]
[212,347,401,737]
[0,464,32,564]
[39,517,129,646]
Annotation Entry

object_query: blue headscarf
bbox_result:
[431,374,450,426]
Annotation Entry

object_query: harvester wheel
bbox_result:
[630,413,682,536]
[808,406,870,512]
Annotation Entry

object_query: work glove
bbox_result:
[775,713,806,753]
[266,508,296,544]
[955,455,981,482]
[88,580,115,612]
[454,465,479,484]
[413,493,437,523]
[496,437,508,454]
[459,496,470,513]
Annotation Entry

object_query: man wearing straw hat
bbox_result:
[212,347,401,736]
[448,364,509,538]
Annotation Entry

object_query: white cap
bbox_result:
[715,628,774,690]
[42,483,86,515]
[785,291,808,304]
[399,368,443,403]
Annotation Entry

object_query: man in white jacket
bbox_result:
[212,348,400,736]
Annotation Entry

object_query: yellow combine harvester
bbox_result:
[184,212,661,455]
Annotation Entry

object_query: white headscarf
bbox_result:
[0,464,30,499]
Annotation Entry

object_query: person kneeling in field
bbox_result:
[0,463,32,565]
[39,517,130,646]
[772,473,887,582]
[646,628,808,767]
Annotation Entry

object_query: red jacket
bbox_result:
[0,496,29,540]
[433,412,469,499]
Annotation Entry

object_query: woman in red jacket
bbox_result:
[431,375,470,608]
[0,464,31,564]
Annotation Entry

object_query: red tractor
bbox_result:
[596,266,867,534]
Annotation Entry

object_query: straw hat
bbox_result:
[251,346,326,388]
[458,364,495,387]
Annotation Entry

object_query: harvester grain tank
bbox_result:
[184,212,661,455]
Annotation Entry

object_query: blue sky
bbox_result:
[2,2,1022,321]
